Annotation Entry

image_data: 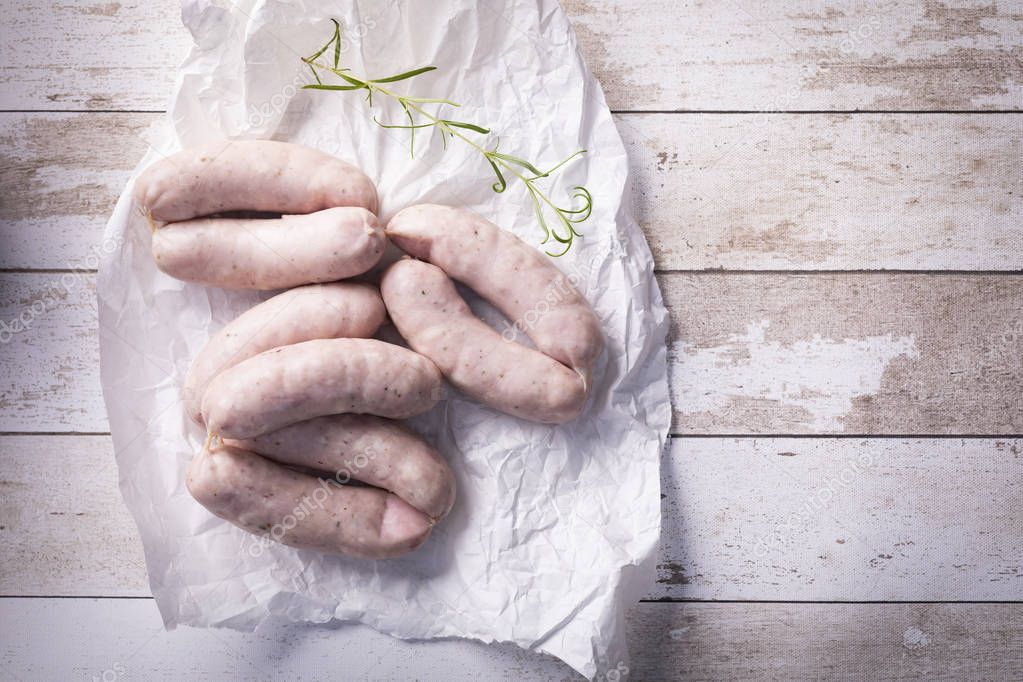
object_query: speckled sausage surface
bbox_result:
[134,139,378,222]
[183,283,386,424]
[187,444,432,559]
[230,414,456,521]
[152,207,386,289]
[381,259,586,423]
[201,338,443,439]
[385,204,603,382]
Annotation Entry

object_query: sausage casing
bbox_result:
[381,259,586,423]
[386,204,603,380]
[152,207,386,289]
[183,283,386,423]
[135,139,378,221]
[230,414,456,520]
[186,444,432,559]
[201,338,443,439]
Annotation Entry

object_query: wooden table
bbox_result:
[1,1,1021,679]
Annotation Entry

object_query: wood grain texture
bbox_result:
[0,113,154,269]
[656,437,1023,600]
[0,0,185,111]
[4,435,1020,600]
[3,1,1022,112]
[0,274,100,432]
[2,272,1020,434]
[0,435,147,596]
[2,112,1021,271]
[620,113,1023,270]
[2,599,1021,681]
[663,273,1023,434]
[564,0,1023,111]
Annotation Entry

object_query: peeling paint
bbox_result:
[903,626,931,649]
[671,320,920,431]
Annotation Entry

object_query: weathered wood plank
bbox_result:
[2,599,1021,680]
[3,1,1022,112]
[1,273,1020,434]
[0,0,185,111]
[4,435,1020,600]
[656,437,1023,600]
[0,113,154,269]
[630,602,1023,681]
[663,273,1023,434]
[565,0,1023,112]
[0,274,101,432]
[0,435,147,596]
[621,113,1023,270]
[2,112,1021,271]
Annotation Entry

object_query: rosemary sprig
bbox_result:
[301,19,592,257]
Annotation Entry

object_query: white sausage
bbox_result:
[385,204,603,382]
[381,259,585,423]
[152,207,386,289]
[187,444,432,559]
[134,139,378,222]
[183,283,386,424]
[201,339,443,439]
[229,414,456,520]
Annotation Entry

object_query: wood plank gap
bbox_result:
[0,431,112,437]
[5,269,1022,276]
[615,110,1023,115]
[640,599,1023,605]
[0,109,167,114]
[668,433,1023,439]
[4,432,1020,439]
[658,270,1023,276]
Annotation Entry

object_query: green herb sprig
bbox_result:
[301,19,592,257]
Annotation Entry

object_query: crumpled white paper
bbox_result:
[97,0,670,677]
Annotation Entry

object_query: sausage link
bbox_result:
[201,339,443,439]
[381,258,585,423]
[186,444,432,559]
[230,414,456,520]
[151,207,385,289]
[385,204,603,381]
[183,283,386,424]
[135,139,378,221]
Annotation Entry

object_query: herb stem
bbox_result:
[302,23,592,257]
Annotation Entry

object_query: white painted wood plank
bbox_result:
[3,1,1022,111]
[0,435,147,596]
[0,0,185,111]
[0,274,102,432]
[565,0,1023,111]
[2,112,1022,271]
[656,437,1023,601]
[0,597,580,681]
[0,113,154,270]
[2,272,1020,434]
[662,273,1023,434]
[3,435,1020,600]
[2,599,1022,680]
[620,113,1023,270]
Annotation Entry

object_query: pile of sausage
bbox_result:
[134,140,603,560]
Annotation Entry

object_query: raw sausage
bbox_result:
[187,444,432,559]
[381,259,585,423]
[230,414,456,520]
[183,283,386,424]
[201,338,443,439]
[151,207,386,289]
[134,139,378,222]
[385,204,603,382]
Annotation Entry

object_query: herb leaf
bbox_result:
[370,66,437,83]
[303,20,592,255]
